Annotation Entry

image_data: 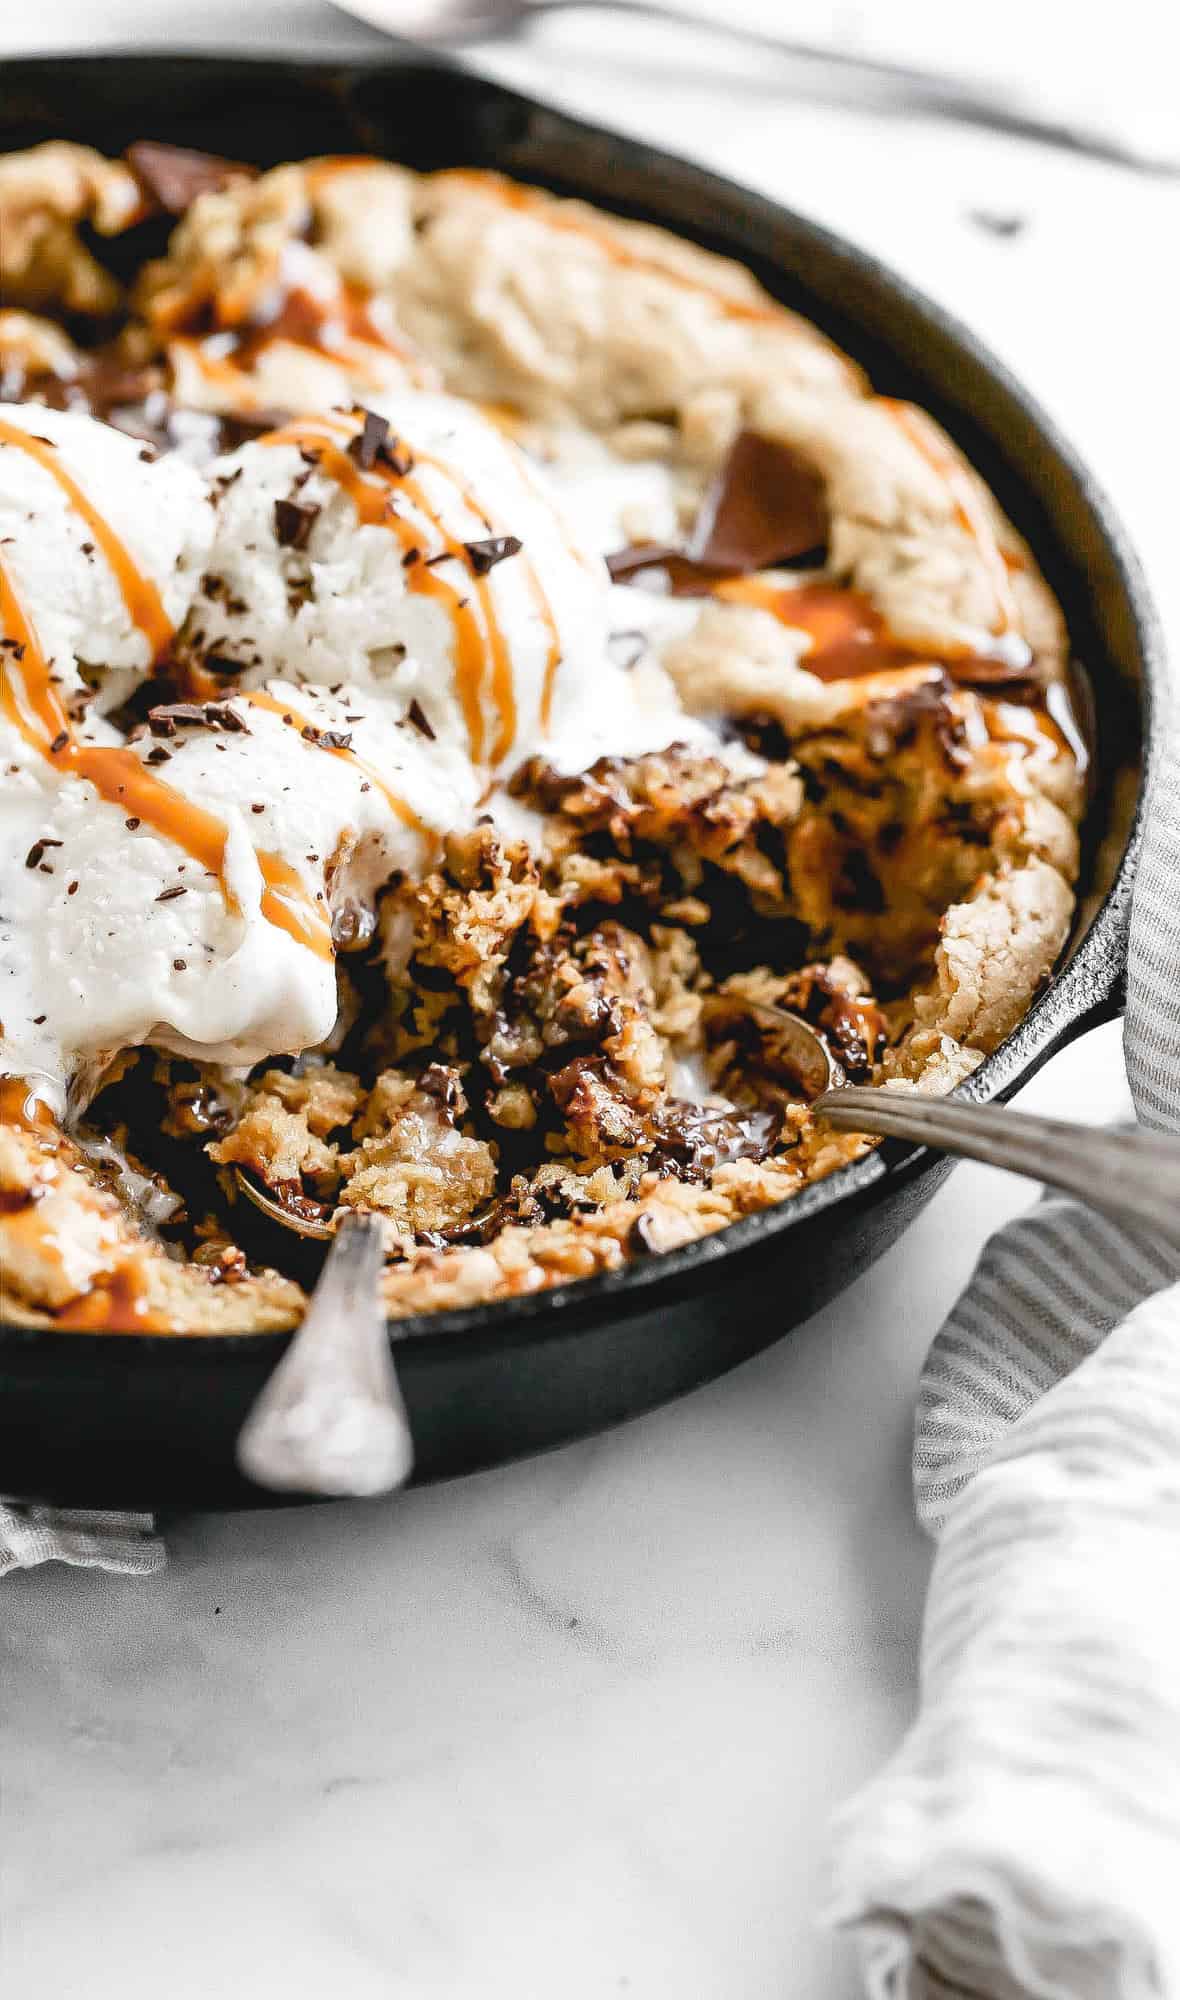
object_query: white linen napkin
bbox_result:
[826,728,1180,1997]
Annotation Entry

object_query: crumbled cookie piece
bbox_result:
[0,142,144,315]
[338,1067,498,1240]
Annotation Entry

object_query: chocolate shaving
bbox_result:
[125,140,257,216]
[273,496,320,550]
[463,534,522,576]
[345,409,412,477]
[347,408,389,471]
[48,730,69,755]
[405,699,435,740]
[147,701,248,736]
[156,885,188,902]
[300,725,353,752]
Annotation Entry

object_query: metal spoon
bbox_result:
[701,999,1180,1234]
[235,1167,334,1240]
[340,0,1180,175]
[236,1211,415,1498]
[815,1078,1180,1241]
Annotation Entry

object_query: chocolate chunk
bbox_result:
[688,431,828,571]
[607,433,828,591]
[629,1211,659,1254]
[125,817,141,830]
[463,534,522,576]
[126,140,257,216]
[273,496,320,550]
[405,699,435,740]
[145,746,172,764]
[206,701,247,732]
[24,844,44,869]
[48,730,69,755]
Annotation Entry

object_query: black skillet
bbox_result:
[0,51,1161,1507]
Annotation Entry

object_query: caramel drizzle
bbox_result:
[433,170,784,327]
[259,414,546,765]
[882,400,1021,640]
[256,849,333,961]
[244,687,427,832]
[170,278,417,405]
[0,567,330,962]
[0,419,173,661]
[0,559,233,878]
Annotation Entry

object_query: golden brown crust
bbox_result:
[0,142,143,315]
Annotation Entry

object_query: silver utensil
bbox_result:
[235,1166,334,1240]
[236,1211,414,1498]
[342,0,1179,175]
[816,1082,1180,1239]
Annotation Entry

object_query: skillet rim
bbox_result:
[0,48,1162,1367]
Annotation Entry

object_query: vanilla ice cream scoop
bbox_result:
[0,685,462,1109]
[0,394,705,1115]
[184,392,699,774]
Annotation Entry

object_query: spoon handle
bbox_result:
[815,1087,1180,1240]
[237,1212,414,1498]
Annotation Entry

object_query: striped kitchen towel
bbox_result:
[827,729,1180,1996]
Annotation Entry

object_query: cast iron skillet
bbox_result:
[0,52,1161,1508]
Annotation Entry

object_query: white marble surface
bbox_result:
[1,7,1176,1996]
